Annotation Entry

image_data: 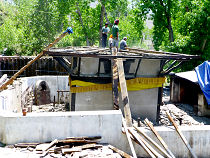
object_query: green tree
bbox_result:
[134,0,179,50]
[30,0,62,54]
[166,0,209,70]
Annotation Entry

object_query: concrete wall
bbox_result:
[136,59,160,77]
[75,59,161,121]
[0,81,22,113]
[119,126,210,158]
[75,91,113,111]
[0,110,210,157]
[75,88,158,122]
[80,58,99,75]
[125,88,158,121]
[0,110,122,145]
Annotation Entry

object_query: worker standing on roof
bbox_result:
[112,19,119,51]
[102,23,110,48]
[120,37,127,51]
[108,34,113,50]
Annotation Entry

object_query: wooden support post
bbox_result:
[133,125,172,158]
[166,112,197,158]
[144,118,176,158]
[117,58,132,127]
[111,48,119,110]
[122,118,137,158]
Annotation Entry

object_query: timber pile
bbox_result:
[5,136,130,158]
[121,114,197,158]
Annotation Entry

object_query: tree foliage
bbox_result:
[0,0,208,72]
[166,0,210,70]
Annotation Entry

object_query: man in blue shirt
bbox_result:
[102,23,110,47]
[120,37,127,51]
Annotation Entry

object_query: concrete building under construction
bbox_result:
[0,45,209,158]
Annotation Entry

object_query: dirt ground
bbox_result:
[159,87,210,126]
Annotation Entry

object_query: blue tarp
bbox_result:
[195,61,210,105]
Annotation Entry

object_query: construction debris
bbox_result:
[4,136,128,158]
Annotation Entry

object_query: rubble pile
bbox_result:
[160,88,210,126]
[3,137,124,158]
[160,103,204,126]
[32,103,66,113]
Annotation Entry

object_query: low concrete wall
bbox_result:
[0,110,122,145]
[119,125,210,158]
[0,110,210,157]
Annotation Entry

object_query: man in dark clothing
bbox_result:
[102,23,110,47]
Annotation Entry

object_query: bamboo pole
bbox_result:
[0,28,72,91]
[144,118,176,158]
[166,112,197,158]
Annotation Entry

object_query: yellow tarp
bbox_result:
[70,77,166,93]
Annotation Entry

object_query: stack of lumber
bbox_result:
[5,136,131,158]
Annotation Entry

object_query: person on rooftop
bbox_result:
[108,34,113,50]
[120,37,127,51]
[111,19,119,51]
[102,23,110,48]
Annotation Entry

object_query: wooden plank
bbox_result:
[131,128,165,158]
[122,118,137,158]
[62,144,102,154]
[117,58,132,127]
[43,139,58,151]
[166,112,197,158]
[58,139,99,144]
[111,48,119,110]
[0,31,69,91]
[14,143,39,148]
[133,125,172,158]
[65,136,101,140]
[128,128,156,158]
[62,147,82,154]
[144,118,176,158]
[108,145,132,158]
[36,143,52,151]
